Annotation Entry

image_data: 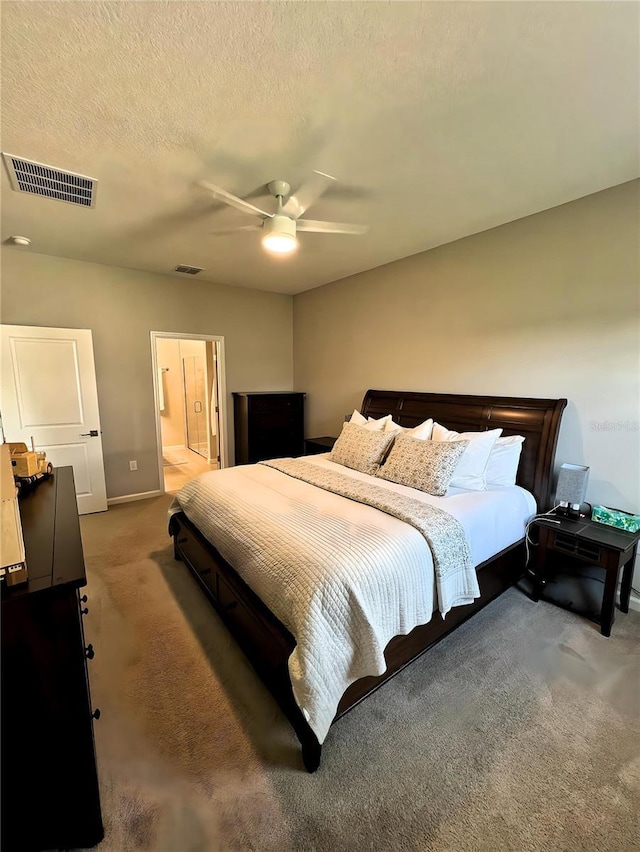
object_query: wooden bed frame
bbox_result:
[170,389,567,771]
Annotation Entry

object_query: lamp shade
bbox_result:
[555,463,589,507]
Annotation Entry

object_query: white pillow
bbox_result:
[366,415,393,430]
[349,409,392,431]
[431,422,503,491]
[349,408,368,426]
[485,435,525,487]
[383,417,434,440]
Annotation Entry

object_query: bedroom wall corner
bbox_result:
[0,252,294,499]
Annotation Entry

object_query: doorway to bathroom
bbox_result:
[150,332,228,494]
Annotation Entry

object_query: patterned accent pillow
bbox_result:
[329,422,396,476]
[375,434,469,496]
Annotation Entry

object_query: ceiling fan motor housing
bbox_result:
[263,214,296,240]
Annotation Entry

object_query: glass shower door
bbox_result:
[183,355,208,458]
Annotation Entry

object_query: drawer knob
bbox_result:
[80,594,88,603]
[91,708,101,721]
[85,644,95,660]
[81,607,89,616]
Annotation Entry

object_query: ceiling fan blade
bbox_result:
[296,219,369,235]
[282,170,336,219]
[210,224,261,235]
[199,181,272,219]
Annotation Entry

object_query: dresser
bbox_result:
[233,392,305,465]
[1,466,103,851]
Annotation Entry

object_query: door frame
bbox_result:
[150,331,229,492]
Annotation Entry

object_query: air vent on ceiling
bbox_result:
[174,264,204,275]
[2,153,97,207]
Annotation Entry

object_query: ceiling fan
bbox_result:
[199,170,368,255]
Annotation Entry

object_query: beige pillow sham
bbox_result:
[375,434,469,496]
[329,422,396,476]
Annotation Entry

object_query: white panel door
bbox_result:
[1,325,107,514]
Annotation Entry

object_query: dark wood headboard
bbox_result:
[361,390,567,511]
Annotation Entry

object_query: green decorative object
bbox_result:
[591,505,640,533]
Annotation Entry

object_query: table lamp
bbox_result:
[555,463,589,518]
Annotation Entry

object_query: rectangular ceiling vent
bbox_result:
[174,264,204,275]
[2,153,97,207]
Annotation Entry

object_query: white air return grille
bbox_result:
[2,153,97,207]
[174,265,204,275]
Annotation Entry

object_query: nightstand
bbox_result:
[304,436,336,455]
[530,514,639,637]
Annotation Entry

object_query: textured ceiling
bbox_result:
[1,1,638,295]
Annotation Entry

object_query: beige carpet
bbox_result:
[79,496,640,852]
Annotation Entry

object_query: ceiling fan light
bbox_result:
[263,233,297,254]
[262,214,297,254]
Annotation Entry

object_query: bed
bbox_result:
[169,389,566,771]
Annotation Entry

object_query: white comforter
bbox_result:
[173,455,535,743]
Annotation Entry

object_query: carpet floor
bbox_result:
[79,495,640,852]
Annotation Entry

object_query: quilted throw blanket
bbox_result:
[174,459,478,744]
[262,458,476,614]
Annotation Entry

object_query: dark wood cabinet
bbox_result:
[233,392,305,465]
[1,467,103,851]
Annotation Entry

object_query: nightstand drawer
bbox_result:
[552,531,602,565]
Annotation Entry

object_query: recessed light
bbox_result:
[9,235,31,246]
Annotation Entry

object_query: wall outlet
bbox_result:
[129,460,138,471]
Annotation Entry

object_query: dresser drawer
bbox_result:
[250,411,303,432]
[248,394,304,413]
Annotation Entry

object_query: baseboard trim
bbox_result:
[162,445,186,452]
[629,592,640,613]
[107,490,163,506]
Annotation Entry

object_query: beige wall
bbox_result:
[294,180,640,584]
[1,252,293,497]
